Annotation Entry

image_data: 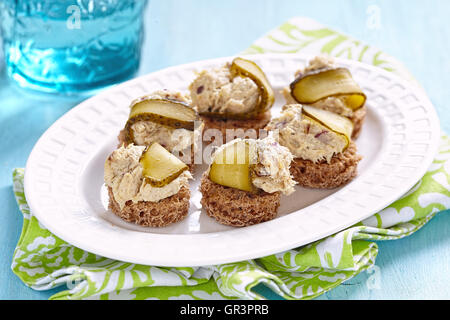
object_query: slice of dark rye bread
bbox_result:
[290,141,362,189]
[108,186,190,227]
[199,173,281,227]
[200,111,271,143]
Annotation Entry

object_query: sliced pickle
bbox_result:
[140,142,188,187]
[290,68,366,110]
[302,105,353,148]
[125,98,197,143]
[209,140,256,192]
[201,57,275,120]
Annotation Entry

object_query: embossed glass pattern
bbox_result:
[0,0,147,94]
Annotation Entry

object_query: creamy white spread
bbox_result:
[129,90,203,153]
[210,136,296,195]
[310,96,353,118]
[189,64,260,114]
[251,136,296,195]
[287,55,353,118]
[266,104,347,163]
[104,144,192,209]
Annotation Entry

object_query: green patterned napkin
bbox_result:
[11,17,450,300]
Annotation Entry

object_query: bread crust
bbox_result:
[200,111,271,143]
[199,173,281,227]
[108,186,190,227]
[349,105,366,139]
[290,142,362,189]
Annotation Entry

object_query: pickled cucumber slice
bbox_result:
[140,142,188,187]
[290,68,366,110]
[209,140,256,192]
[230,57,275,115]
[302,105,354,148]
[201,57,275,120]
[125,98,198,143]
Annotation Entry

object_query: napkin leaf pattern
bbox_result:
[11,17,450,300]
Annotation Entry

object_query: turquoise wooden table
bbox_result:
[1,0,449,300]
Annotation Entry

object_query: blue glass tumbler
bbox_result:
[0,0,147,94]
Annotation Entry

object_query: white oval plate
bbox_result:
[24,53,440,267]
